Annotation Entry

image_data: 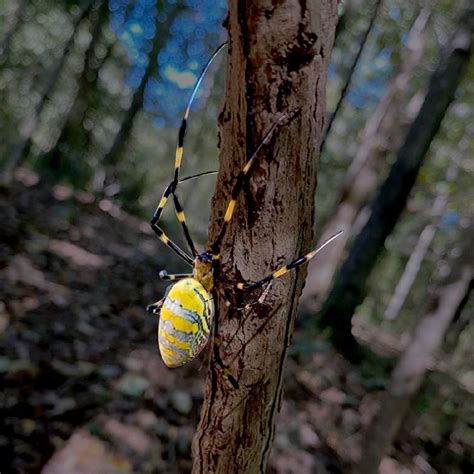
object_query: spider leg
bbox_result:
[238,230,344,292]
[150,43,226,260]
[158,270,193,281]
[235,281,273,312]
[210,109,300,257]
[150,223,194,265]
[147,296,166,315]
[150,171,218,258]
[172,192,197,257]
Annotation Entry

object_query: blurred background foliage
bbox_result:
[0,0,473,472]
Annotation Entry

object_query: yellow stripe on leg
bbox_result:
[224,199,236,222]
[176,210,185,222]
[158,196,168,209]
[175,147,183,168]
[243,157,255,174]
[273,266,289,278]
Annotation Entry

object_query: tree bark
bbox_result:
[317,7,473,360]
[191,2,338,473]
[1,0,96,179]
[99,1,180,189]
[302,6,431,307]
[356,216,474,474]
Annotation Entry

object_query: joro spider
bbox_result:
[147,43,342,387]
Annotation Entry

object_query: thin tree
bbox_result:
[191,1,338,472]
[43,0,111,175]
[318,7,473,360]
[99,0,180,190]
[302,6,431,306]
[384,155,459,321]
[0,0,28,65]
[319,0,384,153]
[356,215,474,474]
[1,0,96,180]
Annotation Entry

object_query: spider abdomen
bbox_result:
[159,278,214,368]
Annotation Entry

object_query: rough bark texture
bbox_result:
[302,6,431,307]
[318,8,473,360]
[191,1,338,473]
[356,216,474,474]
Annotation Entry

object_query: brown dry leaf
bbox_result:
[41,429,132,474]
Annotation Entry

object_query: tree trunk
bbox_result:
[99,1,179,189]
[317,7,473,360]
[356,216,474,474]
[302,6,431,307]
[319,0,384,153]
[1,0,96,179]
[44,0,111,175]
[0,0,28,65]
[191,2,338,473]
[384,157,459,321]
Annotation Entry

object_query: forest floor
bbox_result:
[0,170,471,474]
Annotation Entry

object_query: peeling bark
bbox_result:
[191,1,338,472]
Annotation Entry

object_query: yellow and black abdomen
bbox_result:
[159,278,213,368]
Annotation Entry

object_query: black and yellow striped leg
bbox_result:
[150,175,216,265]
[150,43,226,259]
[151,223,194,265]
[236,281,273,312]
[211,110,300,254]
[150,171,217,251]
[172,192,198,257]
[239,230,344,292]
[158,270,193,281]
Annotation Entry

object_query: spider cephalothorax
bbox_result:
[193,252,214,292]
[147,43,342,384]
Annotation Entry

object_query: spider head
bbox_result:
[193,252,214,292]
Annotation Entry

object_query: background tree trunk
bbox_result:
[99,1,180,190]
[44,0,111,174]
[302,6,431,307]
[1,0,96,180]
[384,156,459,321]
[356,215,474,474]
[0,0,28,65]
[317,7,473,360]
[319,0,384,153]
[191,1,338,472]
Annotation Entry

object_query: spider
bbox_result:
[147,43,342,387]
